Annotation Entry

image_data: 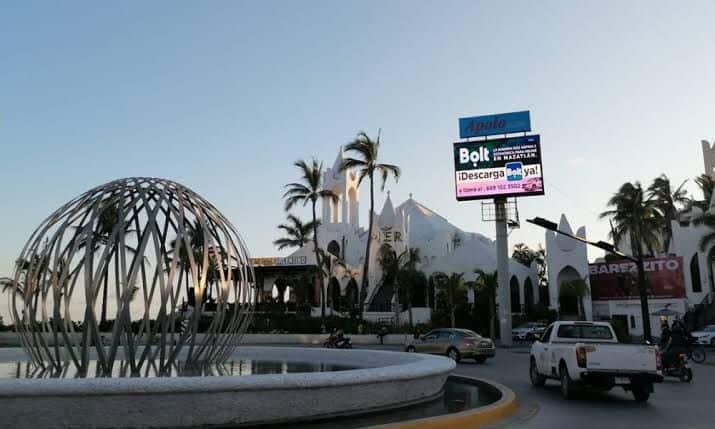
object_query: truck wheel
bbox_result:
[632,385,651,402]
[559,364,576,400]
[530,358,546,387]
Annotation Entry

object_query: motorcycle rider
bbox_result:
[662,319,688,368]
[335,329,349,348]
[324,329,338,347]
[658,320,671,350]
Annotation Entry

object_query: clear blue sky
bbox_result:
[1,1,712,285]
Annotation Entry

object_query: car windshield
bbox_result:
[557,324,614,340]
[704,326,715,332]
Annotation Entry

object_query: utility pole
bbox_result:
[527,217,653,343]
[495,197,512,346]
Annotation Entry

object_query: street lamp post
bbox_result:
[527,217,652,343]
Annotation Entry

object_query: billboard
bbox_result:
[453,135,544,201]
[459,111,531,139]
[589,256,686,301]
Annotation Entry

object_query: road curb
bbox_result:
[364,376,518,429]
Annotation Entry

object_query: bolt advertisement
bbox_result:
[589,256,686,300]
[453,135,544,201]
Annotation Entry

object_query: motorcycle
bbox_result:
[661,351,693,382]
[323,334,352,349]
[686,338,706,364]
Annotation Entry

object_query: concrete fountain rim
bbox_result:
[0,346,456,397]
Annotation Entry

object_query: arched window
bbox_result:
[539,285,550,306]
[691,254,702,293]
[329,277,341,310]
[524,278,534,314]
[510,276,520,313]
[327,240,340,258]
[345,278,359,310]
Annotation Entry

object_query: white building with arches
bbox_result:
[544,140,715,337]
[278,148,540,324]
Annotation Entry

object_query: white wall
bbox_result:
[545,215,592,320]
[592,299,687,337]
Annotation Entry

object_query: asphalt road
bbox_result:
[453,347,715,429]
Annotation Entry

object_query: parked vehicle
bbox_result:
[690,324,715,346]
[512,322,547,341]
[529,321,663,402]
[661,351,693,382]
[405,328,495,363]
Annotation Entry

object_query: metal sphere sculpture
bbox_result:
[9,177,255,375]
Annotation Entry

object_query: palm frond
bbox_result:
[340,157,368,171]
[376,163,401,191]
[319,189,339,204]
[273,238,302,251]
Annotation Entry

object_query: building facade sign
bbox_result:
[372,229,404,244]
[589,256,686,300]
[458,111,531,139]
[250,256,309,266]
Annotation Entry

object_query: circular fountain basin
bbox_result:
[0,347,455,428]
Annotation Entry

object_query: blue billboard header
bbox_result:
[459,110,531,139]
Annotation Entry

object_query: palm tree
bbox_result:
[599,182,662,258]
[340,131,401,317]
[74,200,123,326]
[600,182,662,341]
[432,272,465,328]
[168,219,206,306]
[396,248,421,327]
[283,159,338,321]
[273,214,319,251]
[473,269,498,339]
[647,175,688,253]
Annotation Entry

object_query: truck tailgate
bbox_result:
[582,343,658,372]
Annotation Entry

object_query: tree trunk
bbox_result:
[664,221,673,254]
[634,228,652,342]
[448,288,455,328]
[311,201,325,323]
[489,292,496,339]
[360,174,375,318]
[393,276,400,327]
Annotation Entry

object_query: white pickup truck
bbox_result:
[529,321,663,402]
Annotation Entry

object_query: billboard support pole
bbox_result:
[495,196,512,346]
